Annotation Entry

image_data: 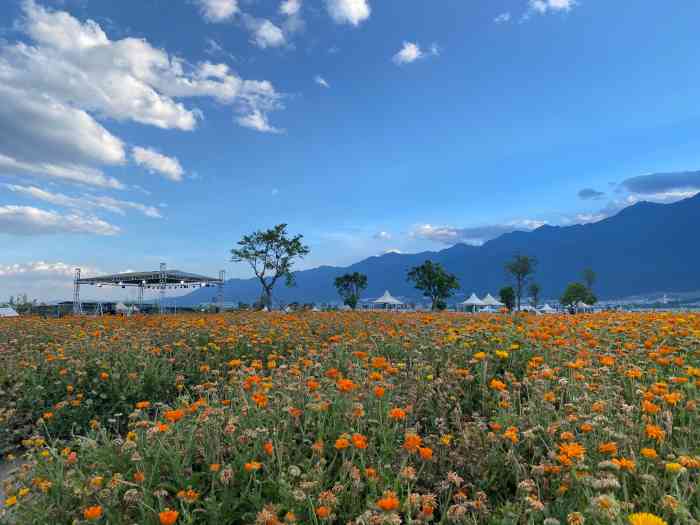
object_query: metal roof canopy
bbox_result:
[77,270,222,287]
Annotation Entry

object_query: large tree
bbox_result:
[334,272,368,310]
[505,254,537,311]
[561,282,597,312]
[407,260,460,311]
[499,286,515,311]
[231,224,310,309]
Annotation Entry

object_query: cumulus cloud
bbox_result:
[196,0,239,22]
[280,0,302,16]
[244,16,287,49]
[578,188,605,200]
[0,261,107,302]
[3,184,162,218]
[0,205,120,236]
[326,0,371,26]
[314,75,330,88]
[132,147,185,182]
[494,12,511,23]
[0,1,284,191]
[374,231,392,241]
[529,0,576,14]
[237,110,283,133]
[411,220,545,246]
[392,42,438,65]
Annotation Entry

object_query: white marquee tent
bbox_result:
[461,293,486,312]
[540,304,557,313]
[372,291,404,309]
[482,294,504,307]
[0,307,19,318]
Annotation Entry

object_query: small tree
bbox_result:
[334,272,368,310]
[231,224,310,310]
[505,254,537,311]
[407,260,460,311]
[528,282,541,308]
[583,268,596,291]
[499,286,515,311]
[561,282,597,312]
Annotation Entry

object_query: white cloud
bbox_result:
[237,110,283,134]
[0,261,88,278]
[0,0,284,192]
[196,0,239,22]
[132,147,185,182]
[494,12,511,23]
[326,0,371,26]
[3,184,162,218]
[392,41,438,65]
[529,0,575,14]
[411,220,545,246]
[373,231,391,241]
[280,0,302,16]
[0,205,120,236]
[244,17,286,49]
[315,75,330,88]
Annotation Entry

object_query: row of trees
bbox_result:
[231,224,598,312]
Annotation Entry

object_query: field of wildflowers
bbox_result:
[0,312,698,525]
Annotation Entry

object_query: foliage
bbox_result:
[231,224,310,309]
[499,286,516,311]
[334,273,368,310]
[561,282,598,309]
[505,255,537,311]
[407,260,460,311]
[1,312,699,525]
[528,282,541,308]
[583,268,596,290]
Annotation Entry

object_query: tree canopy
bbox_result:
[505,254,537,311]
[407,260,460,311]
[231,224,310,309]
[334,272,368,310]
[499,286,515,311]
[561,282,597,311]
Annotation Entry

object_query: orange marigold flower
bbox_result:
[377,491,400,512]
[335,437,351,450]
[99,372,109,381]
[642,400,660,414]
[163,409,184,423]
[159,509,179,525]
[244,461,262,472]
[640,448,657,459]
[489,378,507,391]
[133,471,145,483]
[598,442,618,455]
[645,424,665,442]
[351,434,368,450]
[558,442,586,461]
[403,433,422,453]
[263,441,274,456]
[373,386,386,398]
[388,407,407,421]
[315,506,332,519]
[418,447,433,460]
[336,379,356,392]
[613,458,635,471]
[209,463,221,472]
[83,505,103,521]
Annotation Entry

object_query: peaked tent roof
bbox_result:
[482,293,503,306]
[373,290,404,305]
[540,304,556,312]
[0,306,19,317]
[461,293,486,306]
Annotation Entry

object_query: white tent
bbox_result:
[371,291,404,310]
[373,290,404,306]
[518,305,537,312]
[0,307,19,318]
[482,293,504,307]
[115,302,129,314]
[540,304,557,313]
[461,293,485,312]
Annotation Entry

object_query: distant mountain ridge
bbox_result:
[178,194,700,306]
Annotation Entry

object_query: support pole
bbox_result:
[138,285,144,310]
[217,270,226,312]
[73,268,82,315]
[159,262,166,314]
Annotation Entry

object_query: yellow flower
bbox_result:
[628,513,667,525]
[4,496,18,507]
[664,462,683,474]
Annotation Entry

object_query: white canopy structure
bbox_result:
[373,290,404,306]
[540,304,557,313]
[462,293,486,307]
[0,307,19,318]
[482,294,504,307]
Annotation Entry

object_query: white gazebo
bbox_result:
[372,290,404,310]
[0,306,19,318]
[481,294,504,307]
[540,303,557,314]
[461,293,486,312]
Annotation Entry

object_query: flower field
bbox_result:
[0,312,698,525]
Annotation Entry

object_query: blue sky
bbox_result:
[2,0,700,301]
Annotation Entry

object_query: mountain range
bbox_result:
[178,193,700,306]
